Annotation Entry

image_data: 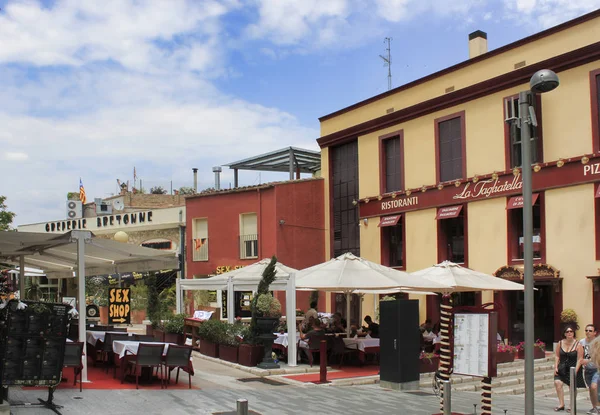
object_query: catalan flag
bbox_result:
[79,178,87,204]
[194,238,206,251]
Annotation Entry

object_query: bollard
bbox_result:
[319,340,328,383]
[236,398,248,415]
[569,367,577,414]
[442,380,451,415]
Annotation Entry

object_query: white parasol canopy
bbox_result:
[409,260,525,292]
[295,253,451,292]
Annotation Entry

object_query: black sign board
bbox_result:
[221,291,254,319]
[0,300,70,387]
[108,288,131,325]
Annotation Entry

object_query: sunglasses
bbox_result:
[586,329,596,332]
[565,330,574,333]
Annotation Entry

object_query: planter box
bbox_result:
[200,339,219,358]
[419,356,440,373]
[219,345,239,363]
[164,333,184,345]
[516,347,545,360]
[153,329,165,343]
[131,309,147,324]
[496,351,515,364]
[238,344,264,367]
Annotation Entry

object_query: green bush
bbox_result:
[255,293,282,318]
[198,319,227,344]
[130,282,148,311]
[221,323,250,347]
[164,313,186,334]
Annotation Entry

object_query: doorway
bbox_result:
[507,282,555,349]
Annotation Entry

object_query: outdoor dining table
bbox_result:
[85,330,133,346]
[343,337,380,363]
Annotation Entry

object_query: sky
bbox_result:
[1,0,599,226]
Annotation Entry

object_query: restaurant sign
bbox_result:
[360,156,600,218]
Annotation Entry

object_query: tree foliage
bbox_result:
[150,186,167,194]
[248,256,278,343]
[0,196,16,231]
[178,186,196,195]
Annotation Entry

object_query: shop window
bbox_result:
[380,215,405,269]
[507,193,545,264]
[503,94,543,170]
[592,69,600,152]
[379,131,404,194]
[436,205,467,265]
[239,213,258,259]
[192,218,208,261]
[435,112,466,183]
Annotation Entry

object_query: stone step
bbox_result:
[452,371,555,393]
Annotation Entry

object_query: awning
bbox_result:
[378,215,401,227]
[506,193,539,209]
[436,205,463,220]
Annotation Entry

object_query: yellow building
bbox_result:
[318,10,600,347]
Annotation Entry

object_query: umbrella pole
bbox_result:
[438,293,453,411]
[346,292,351,337]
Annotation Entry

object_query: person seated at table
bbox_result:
[328,313,346,334]
[363,315,380,338]
[349,324,359,337]
[420,319,434,333]
[299,318,326,348]
[302,301,318,331]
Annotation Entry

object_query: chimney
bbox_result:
[192,168,198,192]
[469,30,487,58]
[212,166,222,190]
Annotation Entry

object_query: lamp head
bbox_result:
[530,69,559,94]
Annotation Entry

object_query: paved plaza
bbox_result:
[4,357,593,415]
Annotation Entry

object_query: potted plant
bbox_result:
[516,339,546,359]
[163,313,186,345]
[249,256,281,369]
[496,343,517,364]
[219,323,249,364]
[419,352,440,373]
[197,319,226,358]
[130,282,148,324]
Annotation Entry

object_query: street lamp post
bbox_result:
[518,69,559,414]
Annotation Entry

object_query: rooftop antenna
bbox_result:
[379,37,392,91]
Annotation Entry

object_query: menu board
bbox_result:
[453,313,492,378]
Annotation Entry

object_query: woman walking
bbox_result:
[554,325,584,412]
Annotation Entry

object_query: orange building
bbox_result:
[317,10,600,346]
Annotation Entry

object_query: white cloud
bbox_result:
[3,152,28,161]
[503,0,600,29]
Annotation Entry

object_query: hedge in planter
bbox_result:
[198,319,227,358]
[219,323,250,364]
[496,344,517,364]
[164,313,186,345]
[419,353,440,373]
[516,340,546,359]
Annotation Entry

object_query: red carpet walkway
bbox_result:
[283,366,379,383]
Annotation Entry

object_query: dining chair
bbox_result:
[102,333,130,373]
[329,336,358,369]
[63,342,84,392]
[123,343,165,389]
[133,334,155,342]
[163,345,194,389]
[304,334,328,367]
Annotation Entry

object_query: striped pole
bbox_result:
[481,376,492,414]
[438,294,453,411]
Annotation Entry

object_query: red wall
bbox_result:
[185,178,326,315]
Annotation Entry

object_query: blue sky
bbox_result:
[0,0,598,225]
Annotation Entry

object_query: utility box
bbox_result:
[379,299,420,390]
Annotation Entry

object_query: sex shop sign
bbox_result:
[359,156,600,218]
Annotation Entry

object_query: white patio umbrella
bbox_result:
[409,261,525,411]
[295,253,451,335]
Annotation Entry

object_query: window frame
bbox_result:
[239,212,258,260]
[379,130,404,195]
[434,111,466,184]
[380,215,406,270]
[436,204,468,266]
[506,192,546,265]
[503,93,544,170]
[591,69,600,153]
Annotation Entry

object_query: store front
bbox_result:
[494,264,562,348]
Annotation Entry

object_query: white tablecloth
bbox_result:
[273,332,300,348]
[86,331,132,345]
[343,338,380,352]
[112,340,172,359]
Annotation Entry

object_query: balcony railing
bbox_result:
[239,234,258,259]
[192,238,208,261]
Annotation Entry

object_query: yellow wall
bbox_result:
[360,217,381,320]
[321,146,331,259]
[545,184,597,325]
[321,16,600,136]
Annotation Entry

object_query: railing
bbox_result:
[192,238,209,261]
[239,234,258,259]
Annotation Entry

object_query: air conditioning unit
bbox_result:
[66,200,83,219]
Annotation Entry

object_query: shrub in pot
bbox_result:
[164,313,186,345]
[560,309,579,333]
[219,323,250,364]
[198,319,226,358]
[496,343,517,364]
[419,352,440,373]
[516,339,546,359]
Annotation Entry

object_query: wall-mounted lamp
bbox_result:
[363,218,368,226]
[279,219,285,225]
[352,199,358,206]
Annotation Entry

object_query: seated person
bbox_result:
[302,301,318,331]
[363,315,380,338]
[299,318,326,349]
[349,324,359,338]
[328,312,346,333]
[420,319,434,333]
